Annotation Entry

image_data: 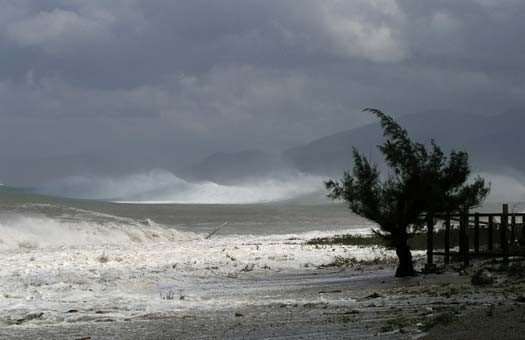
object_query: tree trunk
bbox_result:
[395,243,416,277]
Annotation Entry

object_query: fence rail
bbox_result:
[425,204,525,271]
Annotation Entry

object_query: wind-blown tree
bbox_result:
[326,108,490,277]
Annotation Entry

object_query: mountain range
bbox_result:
[186,109,525,182]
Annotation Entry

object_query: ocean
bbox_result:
[0,185,371,248]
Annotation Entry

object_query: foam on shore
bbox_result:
[0,221,407,326]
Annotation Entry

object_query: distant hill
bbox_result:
[284,109,525,177]
[181,149,294,184]
[151,109,525,184]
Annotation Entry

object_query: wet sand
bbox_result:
[2,260,524,339]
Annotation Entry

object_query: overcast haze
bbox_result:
[2,0,525,187]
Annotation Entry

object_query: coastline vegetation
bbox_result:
[325,108,489,276]
[307,226,503,251]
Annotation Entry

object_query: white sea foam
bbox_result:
[0,223,409,326]
[37,169,326,204]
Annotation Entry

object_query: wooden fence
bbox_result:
[425,204,525,270]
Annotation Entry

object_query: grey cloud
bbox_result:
[1,0,524,185]
[274,0,407,62]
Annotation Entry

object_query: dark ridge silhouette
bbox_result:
[181,149,294,184]
[284,109,524,176]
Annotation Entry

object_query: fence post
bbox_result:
[444,213,450,265]
[522,214,525,242]
[425,213,435,272]
[460,206,469,266]
[474,213,480,254]
[501,204,509,265]
[488,215,494,251]
[511,214,516,244]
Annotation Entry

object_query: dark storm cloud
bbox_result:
[1,0,525,184]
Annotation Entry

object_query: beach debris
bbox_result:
[14,312,44,324]
[318,289,342,294]
[226,272,238,278]
[366,292,383,299]
[318,256,358,268]
[379,317,410,334]
[205,221,229,239]
[419,312,456,331]
[96,253,109,263]
[324,309,360,315]
[515,295,525,303]
[471,268,494,285]
[160,289,178,300]
[234,312,244,317]
[486,304,495,317]
[240,264,255,272]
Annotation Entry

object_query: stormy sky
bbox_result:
[2,0,525,186]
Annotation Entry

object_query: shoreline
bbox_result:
[0,230,523,339]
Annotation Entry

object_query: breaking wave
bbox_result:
[38,170,326,204]
[0,212,197,250]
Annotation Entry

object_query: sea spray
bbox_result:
[36,169,326,204]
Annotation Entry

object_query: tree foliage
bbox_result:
[326,108,490,276]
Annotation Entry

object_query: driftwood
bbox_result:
[205,221,229,239]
